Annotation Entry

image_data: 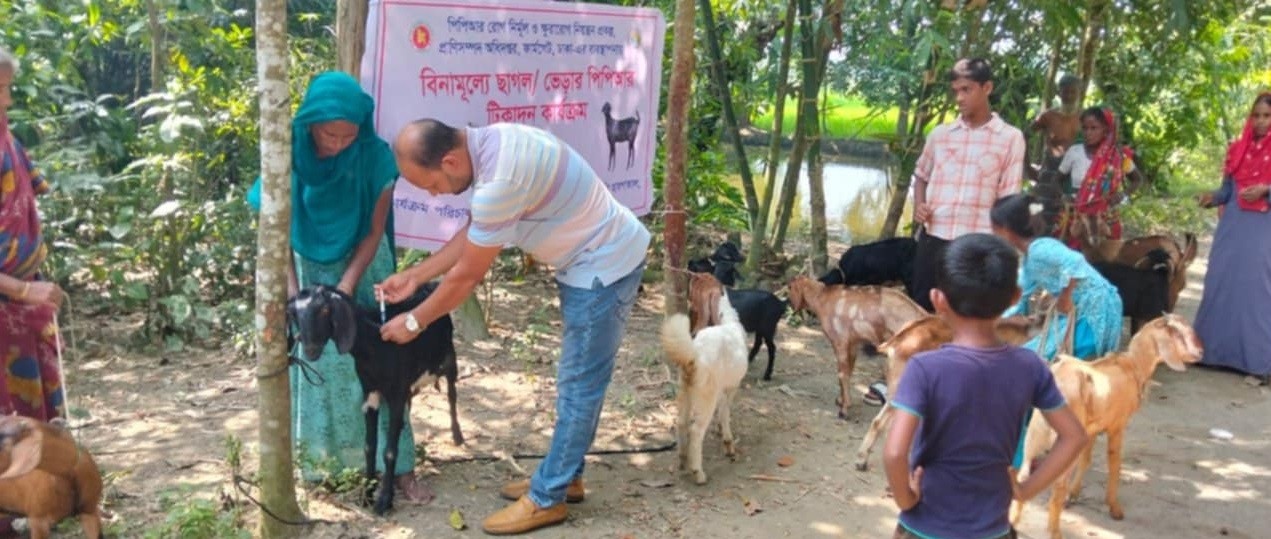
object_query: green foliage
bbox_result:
[144,486,250,539]
[755,93,900,140]
[1,1,336,352]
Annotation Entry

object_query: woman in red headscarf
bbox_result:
[0,48,66,535]
[1195,92,1271,385]
[1057,107,1147,249]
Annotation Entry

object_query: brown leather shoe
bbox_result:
[481,496,568,535]
[498,477,585,503]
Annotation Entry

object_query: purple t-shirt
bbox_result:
[891,344,1065,539]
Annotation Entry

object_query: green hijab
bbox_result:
[248,71,399,264]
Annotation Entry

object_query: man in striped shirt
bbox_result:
[909,58,1025,311]
[378,119,649,535]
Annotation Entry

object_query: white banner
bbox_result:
[361,0,666,251]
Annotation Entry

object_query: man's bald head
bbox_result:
[395,118,462,169]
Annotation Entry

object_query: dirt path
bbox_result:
[58,236,1270,538]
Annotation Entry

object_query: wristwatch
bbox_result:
[405,313,421,333]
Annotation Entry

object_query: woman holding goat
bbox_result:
[0,47,68,535]
[246,71,432,503]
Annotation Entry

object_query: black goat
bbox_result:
[819,237,917,289]
[1093,248,1171,334]
[288,284,462,515]
[726,289,788,380]
[601,102,639,171]
[687,241,745,286]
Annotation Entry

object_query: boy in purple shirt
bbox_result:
[884,233,1087,539]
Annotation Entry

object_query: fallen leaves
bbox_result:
[776,455,795,468]
[448,508,466,530]
[742,498,763,516]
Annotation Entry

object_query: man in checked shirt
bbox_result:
[909,58,1026,312]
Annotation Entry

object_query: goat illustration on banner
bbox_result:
[361,0,667,251]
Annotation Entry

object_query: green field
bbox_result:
[753,93,900,140]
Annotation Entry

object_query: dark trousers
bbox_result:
[907,230,948,312]
[893,524,1017,539]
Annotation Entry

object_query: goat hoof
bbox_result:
[452,432,465,446]
[1109,505,1124,521]
[693,470,708,485]
[762,374,773,381]
[837,409,851,421]
[853,460,869,472]
[374,493,394,516]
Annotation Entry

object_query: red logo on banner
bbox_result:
[411,24,431,50]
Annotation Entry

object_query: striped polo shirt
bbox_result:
[465,124,650,288]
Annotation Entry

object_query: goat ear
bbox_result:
[0,420,43,480]
[327,292,358,355]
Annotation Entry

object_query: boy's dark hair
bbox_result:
[404,118,461,169]
[948,57,993,84]
[1058,74,1080,89]
[935,233,1019,319]
[990,193,1049,240]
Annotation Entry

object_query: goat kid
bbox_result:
[1085,233,1198,312]
[688,273,787,381]
[1092,248,1172,334]
[852,315,1038,471]
[1011,314,1202,539]
[600,102,639,171]
[289,284,462,515]
[787,276,926,418]
[662,279,748,485]
[0,416,103,539]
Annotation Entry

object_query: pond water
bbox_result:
[751,157,911,244]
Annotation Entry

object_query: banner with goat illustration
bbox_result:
[362,0,666,251]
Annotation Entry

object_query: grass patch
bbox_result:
[753,93,902,140]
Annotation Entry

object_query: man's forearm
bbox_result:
[410,225,470,283]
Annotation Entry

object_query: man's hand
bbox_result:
[902,466,924,510]
[914,203,934,225]
[1008,467,1027,501]
[1196,192,1215,208]
[380,312,420,344]
[376,271,420,303]
[1239,184,1269,202]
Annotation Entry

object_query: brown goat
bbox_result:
[1010,314,1202,539]
[786,275,926,418]
[1085,233,1198,311]
[852,315,1038,471]
[688,272,726,333]
[0,416,103,539]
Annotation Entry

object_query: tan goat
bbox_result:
[1010,314,1202,539]
[852,315,1037,471]
[786,275,926,418]
[0,416,104,539]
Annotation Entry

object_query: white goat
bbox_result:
[662,278,748,485]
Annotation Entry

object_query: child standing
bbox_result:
[883,233,1087,539]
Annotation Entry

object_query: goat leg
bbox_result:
[445,355,465,445]
[1105,429,1126,520]
[854,406,892,471]
[26,517,53,539]
[762,335,776,381]
[1068,439,1096,503]
[374,403,408,515]
[719,388,737,460]
[833,342,857,419]
[363,395,380,509]
[79,512,103,539]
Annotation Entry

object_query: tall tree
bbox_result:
[1076,0,1109,106]
[699,0,758,229]
[663,0,695,315]
[254,0,304,536]
[336,0,369,76]
[744,0,797,278]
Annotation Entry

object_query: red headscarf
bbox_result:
[1223,93,1271,213]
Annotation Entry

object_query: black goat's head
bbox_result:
[287,285,357,361]
[687,257,715,275]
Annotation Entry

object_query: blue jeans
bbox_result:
[528,263,644,507]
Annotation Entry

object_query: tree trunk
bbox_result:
[254,1,304,537]
[699,0,758,228]
[1041,32,1064,111]
[1076,0,1108,106]
[880,8,937,239]
[336,0,369,77]
[743,0,797,278]
[147,0,166,92]
[801,0,840,275]
[663,0,695,315]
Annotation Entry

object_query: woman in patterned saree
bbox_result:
[0,47,67,536]
[1057,107,1147,249]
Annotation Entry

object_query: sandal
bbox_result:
[863,382,888,407]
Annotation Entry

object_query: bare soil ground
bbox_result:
[51,235,1271,538]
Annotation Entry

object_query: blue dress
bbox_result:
[1004,237,1124,360]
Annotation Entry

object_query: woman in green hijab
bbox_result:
[249,71,430,503]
